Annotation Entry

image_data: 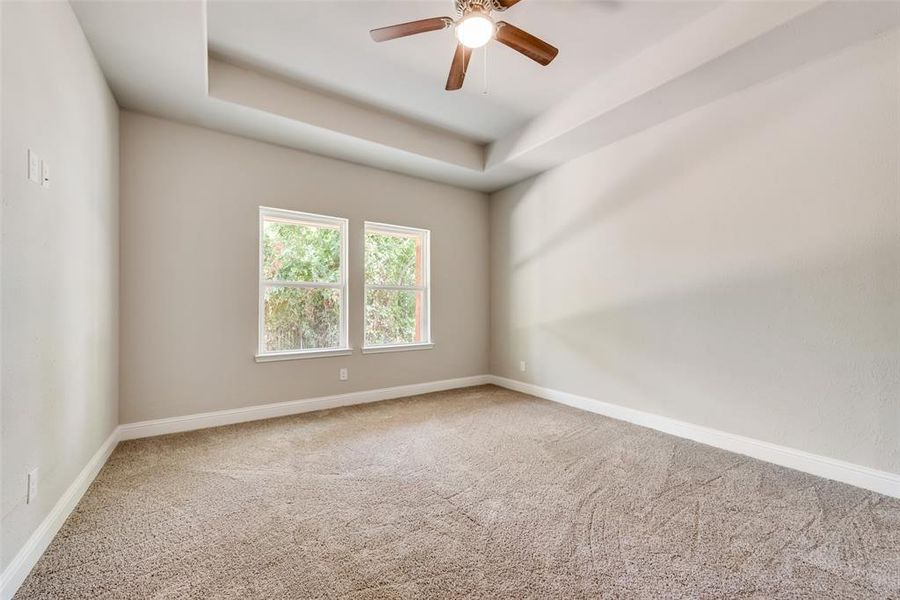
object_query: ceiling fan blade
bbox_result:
[446,44,472,91]
[495,21,558,66]
[370,17,452,42]
[495,0,523,8]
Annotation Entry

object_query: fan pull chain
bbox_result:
[483,43,489,95]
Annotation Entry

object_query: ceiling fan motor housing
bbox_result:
[455,0,510,16]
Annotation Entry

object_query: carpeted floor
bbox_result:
[16,385,900,599]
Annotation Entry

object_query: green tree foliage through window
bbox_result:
[365,231,419,286]
[364,226,428,347]
[264,288,340,352]
[365,289,420,346]
[261,214,345,353]
[263,220,340,283]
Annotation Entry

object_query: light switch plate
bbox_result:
[41,159,50,189]
[28,149,41,184]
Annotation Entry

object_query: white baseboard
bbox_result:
[489,375,900,499]
[0,427,121,600]
[119,375,492,440]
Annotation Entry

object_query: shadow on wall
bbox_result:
[494,1,900,178]
[490,28,900,473]
[512,240,899,473]
[503,34,871,274]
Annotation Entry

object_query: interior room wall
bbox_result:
[490,30,900,475]
[1,1,119,571]
[118,112,489,424]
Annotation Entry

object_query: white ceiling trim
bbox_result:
[208,59,485,171]
[71,0,900,193]
[487,0,900,173]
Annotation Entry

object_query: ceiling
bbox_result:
[71,0,900,192]
[206,0,719,143]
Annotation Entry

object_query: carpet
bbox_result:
[15,385,900,599]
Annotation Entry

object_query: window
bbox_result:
[257,207,349,361]
[364,222,431,352]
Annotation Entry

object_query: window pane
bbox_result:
[365,289,424,346]
[264,286,340,352]
[263,219,341,283]
[365,230,421,286]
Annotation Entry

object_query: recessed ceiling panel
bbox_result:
[206,0,720,142]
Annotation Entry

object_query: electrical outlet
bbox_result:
[339,368,348,381]
[519,361,526,372]
[27,149,41,184]
[26,468,39,504]
[41,159,50,189]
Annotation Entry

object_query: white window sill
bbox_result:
[255,348,353,363]
[362,343,434,355]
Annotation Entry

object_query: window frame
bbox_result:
[362,221,433,354]
[256,206,350,362]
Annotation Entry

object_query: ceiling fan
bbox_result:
[369,0,559,91]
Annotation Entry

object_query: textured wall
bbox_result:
[119,112,490,423]
[490,31,900,474]
[1,1,119,571]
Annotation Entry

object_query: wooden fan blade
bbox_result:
[495,0,523,8]
[495,21,558,65]
[446,44,472,91]
[370,17,451,42]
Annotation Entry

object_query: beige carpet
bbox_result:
[16,385,900,599]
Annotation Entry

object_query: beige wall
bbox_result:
[119,112,489,424]
[490,31,900,474]
[1,1,119,571]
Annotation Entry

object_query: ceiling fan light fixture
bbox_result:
[369,0,558,92]
[455,13,495,49]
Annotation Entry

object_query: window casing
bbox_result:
[363,222,431,352]
[257,207,349,360]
